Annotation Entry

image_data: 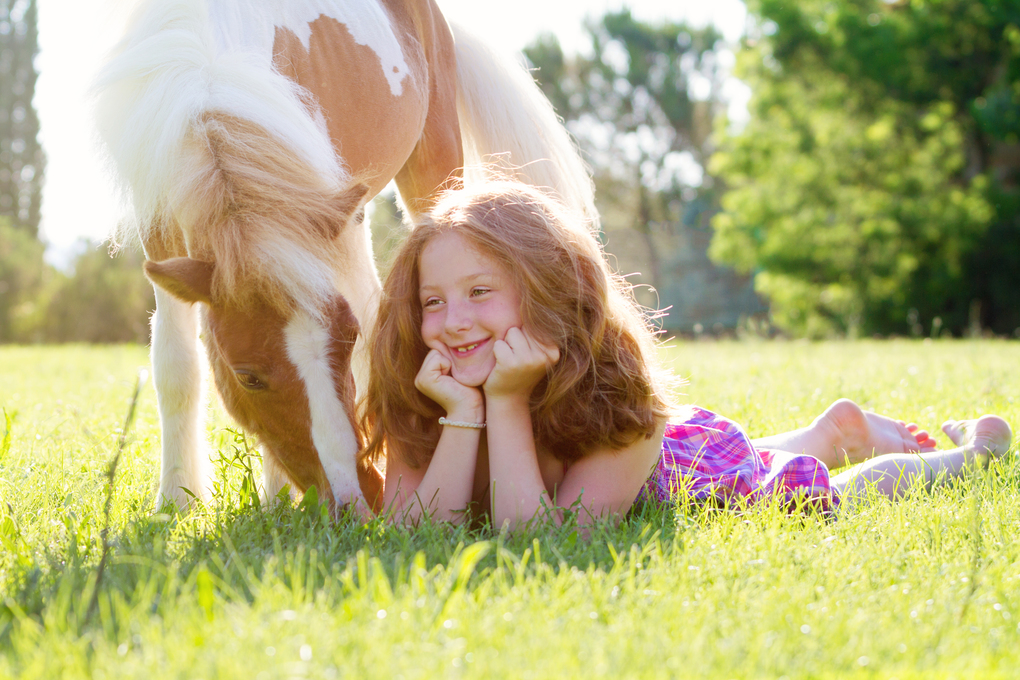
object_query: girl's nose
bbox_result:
[444,300,472,333]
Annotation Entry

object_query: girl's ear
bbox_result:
[144,257,215,304]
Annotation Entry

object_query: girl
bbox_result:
[361,180,1013,528]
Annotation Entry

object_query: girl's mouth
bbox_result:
[452,339,487,356]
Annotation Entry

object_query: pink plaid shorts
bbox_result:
[641,406,838,511]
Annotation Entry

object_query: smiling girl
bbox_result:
[360,180,1012,528]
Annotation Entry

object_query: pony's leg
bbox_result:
[260,448,294,505]
[150,287,212,509]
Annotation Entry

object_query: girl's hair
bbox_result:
[360,180,673,469]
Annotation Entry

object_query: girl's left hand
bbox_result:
[483,327,560,399]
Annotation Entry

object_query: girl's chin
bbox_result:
[451,372,487,388]
[451,360,494,388]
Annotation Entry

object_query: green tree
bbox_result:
[711,0,1020,336]
[524,11,764,331]
[0,216,48,341]
[42,243,154,343]
[0,0,44,236]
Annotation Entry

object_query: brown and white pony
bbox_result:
[93,0,596,516]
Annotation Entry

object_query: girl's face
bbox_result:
[418,231,523,387]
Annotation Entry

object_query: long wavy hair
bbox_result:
[361,180,673,469]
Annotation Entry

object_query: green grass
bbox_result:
[0,340,1018,678]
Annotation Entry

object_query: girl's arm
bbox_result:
[484,392,549,528]
[381,349,484,525]
[484,327,664,529]
[482,328,563,528]
[382,417,483,524]
[552,420,665,523]
[486,394,664,528]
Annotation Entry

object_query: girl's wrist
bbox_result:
[481,394,531,432]
[446,403,485,425]
[482,392,530,412]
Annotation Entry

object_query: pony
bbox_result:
[93,0,596,515]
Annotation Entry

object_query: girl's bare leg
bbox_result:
[752,399,937,470]
[831,415,1012,500]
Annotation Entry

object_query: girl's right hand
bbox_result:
[484,327,560,399]
[415,349,484,417]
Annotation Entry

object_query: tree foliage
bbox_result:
[525,11,764,331]
[0,0,44,237]
[711,0,1020,337]
[0,216,47,341]
[42,244,154,344]
[0,227,154,344]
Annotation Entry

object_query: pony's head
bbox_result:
[143,113,383,515]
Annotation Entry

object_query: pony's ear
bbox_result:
[318,182,371,240]
[144,257,215,304]
[336,182,370,221]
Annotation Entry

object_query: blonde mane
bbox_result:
[92,0,357,316]
[169,111,360,316]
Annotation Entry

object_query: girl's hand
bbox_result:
[484,327,560,399]
[415,349,483,417]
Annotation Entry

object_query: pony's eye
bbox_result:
[235,370,267,391]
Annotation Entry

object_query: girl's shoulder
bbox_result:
[556,417,666,514]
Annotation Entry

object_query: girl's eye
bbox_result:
[423,297,443,308]
[470,287,491,297]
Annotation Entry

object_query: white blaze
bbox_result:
[208,0,411,96]
[284,310,365,506]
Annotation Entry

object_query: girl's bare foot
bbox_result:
[817,399,937,464]
[941,416,1013,458]
[902,421,938,451]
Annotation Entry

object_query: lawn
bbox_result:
[0,340,1018,678]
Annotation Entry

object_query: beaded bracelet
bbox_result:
[439,416,486,429]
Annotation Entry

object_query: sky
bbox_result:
[34,0,747,266]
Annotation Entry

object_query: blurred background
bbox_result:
[2,0,1018,343]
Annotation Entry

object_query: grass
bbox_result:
[0,339,1018,678]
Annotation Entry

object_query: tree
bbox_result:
[0,216,47,341]
[42,243,154,343]
[711,0,1020,336]
[524,11,765,332]
[0,0,44,237]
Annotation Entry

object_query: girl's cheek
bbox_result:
[420,314,439,342]
[421,320,450,358]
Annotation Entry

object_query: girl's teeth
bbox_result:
[457,343,479,353]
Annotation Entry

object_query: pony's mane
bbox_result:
[92,0,354,315]
[174,112,360,315]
